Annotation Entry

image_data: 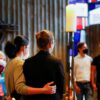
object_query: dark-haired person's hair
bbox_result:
[14,36,29,53]
[5,36,29,59]
[77,42,85,52]
[5,41,16,59]
[36,30,54,49]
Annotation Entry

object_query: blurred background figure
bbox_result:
[74,42,93,100]
[0,51,6,76]
[0,51,7,100]
[91,55,100,100]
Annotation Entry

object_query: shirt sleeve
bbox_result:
[14,60,28,95]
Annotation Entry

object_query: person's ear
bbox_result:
[20,46,25,52]
[47,42,51,48]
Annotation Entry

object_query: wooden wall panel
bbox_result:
[85,25,100,57]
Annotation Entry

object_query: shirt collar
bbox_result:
[77,53,87,58]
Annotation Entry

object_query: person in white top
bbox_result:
[74,42,93,100]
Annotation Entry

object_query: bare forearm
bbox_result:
[16,82,55,95]
[91,65,97,91]
[16,85,46,95]
[91,65,96,84]
[27,87,45,95]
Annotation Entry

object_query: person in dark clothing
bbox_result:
[4,35,56,100]
[91,55,100,100]
[23,30,64,100]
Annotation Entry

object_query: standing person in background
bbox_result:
[91,55,100,100]
[4,35,56,100]
[23,30,65,100]
[74,42,93,100]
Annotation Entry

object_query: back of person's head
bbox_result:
[36,30,54,49]
[5,35,29,59]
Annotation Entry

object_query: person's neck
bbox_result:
[79,53,85,57]
[39,49,49,52]
[16,52,23,59]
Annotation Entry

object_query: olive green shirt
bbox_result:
[4,57,28,96]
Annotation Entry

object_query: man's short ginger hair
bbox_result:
[36,30,54,49]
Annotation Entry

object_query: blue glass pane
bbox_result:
[68,0,76,4]
[77,0,88,3]
[68,0,88,4]
[88,2,100,11]
[74,31,80,42]
[88,3,95,10]
[74,31,81,56]
[69,49,73,56]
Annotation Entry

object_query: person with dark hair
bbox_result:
[74,42,93,100]
[23,30,64,100]
[4,35,56,100]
